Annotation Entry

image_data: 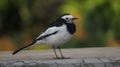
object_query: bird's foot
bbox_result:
[61,57,70,59]
[54,57,70,59]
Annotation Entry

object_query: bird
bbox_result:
[12,13,77,59]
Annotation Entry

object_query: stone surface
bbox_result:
[0,47,120,67]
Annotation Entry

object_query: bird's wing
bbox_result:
[12,27,59,55]
[36,26,59,40]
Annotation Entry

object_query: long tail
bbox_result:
[12,41,36,55]
[12,31,58,55]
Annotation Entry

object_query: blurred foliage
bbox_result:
[0,0,120,51]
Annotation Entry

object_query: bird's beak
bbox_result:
[72,18,78,20]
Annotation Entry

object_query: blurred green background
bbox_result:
[0,0,120,51]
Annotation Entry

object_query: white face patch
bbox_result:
[61,15,74,23]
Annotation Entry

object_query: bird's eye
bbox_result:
[66,18,68,20]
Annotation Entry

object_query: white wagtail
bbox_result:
[12,13,77,59]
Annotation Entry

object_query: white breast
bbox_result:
[45,24,73,46]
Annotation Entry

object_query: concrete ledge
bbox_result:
[0,47,120,67]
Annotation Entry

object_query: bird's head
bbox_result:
[61,13,78,23]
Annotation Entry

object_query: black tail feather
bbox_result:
[12,31,58,55]
[12,41,36,55]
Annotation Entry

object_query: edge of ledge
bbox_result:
[0,57,120,67]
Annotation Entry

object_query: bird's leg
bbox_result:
[57,47,65,59]
[52,46,59,59]
[57,47,70,59]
